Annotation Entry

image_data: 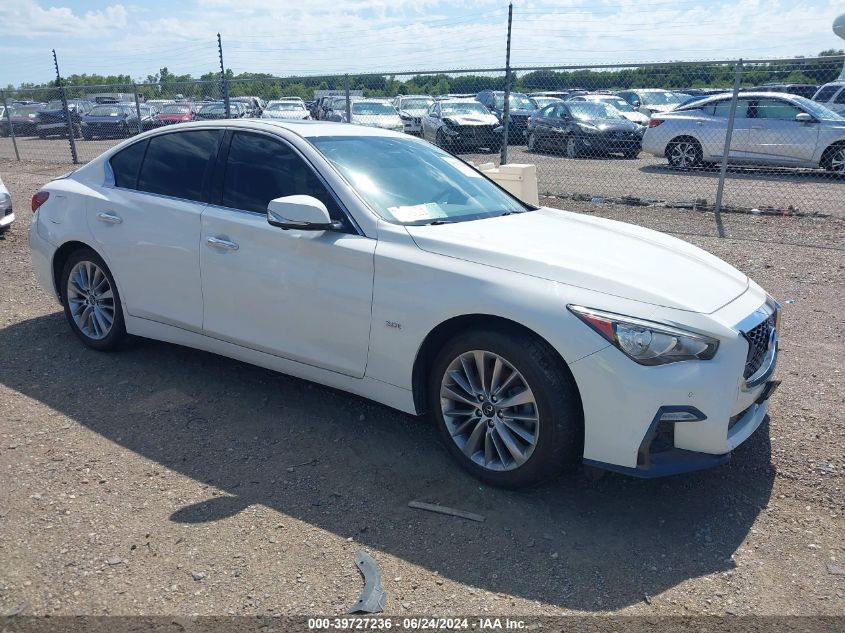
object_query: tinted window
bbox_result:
[110,140,148,189]
[814,86,839,102]
[836,89,845,105]
[222,132,343,221]
[708,99,750,119]
[755,99,801,120]
[137,130,220,201]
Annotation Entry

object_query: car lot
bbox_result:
[1,158,843,617]
[2,135,843,218]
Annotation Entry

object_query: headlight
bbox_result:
[568,306,719,365]
[577,122,598,133]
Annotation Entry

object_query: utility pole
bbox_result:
[713,59,743,239]
[53,49,78,164]
[499,3,513,165]
[218,33,231,118]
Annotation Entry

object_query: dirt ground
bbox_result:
[0,158,843,619]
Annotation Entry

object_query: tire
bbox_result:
[822,143,845,176]
[61,248,127,351]
[72,124,82,139]
[624,149,640,159]
[435,129,447,149]
[38,132,47,140]
[527,132,537,152]
[428,327,583,489]
[82,130,93,140]
[667,138,703,169]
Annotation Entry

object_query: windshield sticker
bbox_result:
[388,203,448,222]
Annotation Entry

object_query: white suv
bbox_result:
[642,92,845,174]
[812,81,845,115]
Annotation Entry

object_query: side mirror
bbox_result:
[632,100,641,109]
[267,195,342,232]
[795,112,814,123]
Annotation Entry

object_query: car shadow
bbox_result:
[0,313,775,611]
[640,162,842,184]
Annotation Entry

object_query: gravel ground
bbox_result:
[0,158,843,619]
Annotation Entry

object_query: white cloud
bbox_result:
[0,1,129,37]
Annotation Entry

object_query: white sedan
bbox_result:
[29,120,779,487]
[0,175,13,233]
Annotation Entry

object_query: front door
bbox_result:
[200,131,376,378]
[747,98,819,163]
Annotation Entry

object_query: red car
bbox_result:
[154,103,196,126]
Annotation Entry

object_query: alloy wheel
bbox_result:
[439,350,539,472]
[831,148,845,174]
[565,137,577,158]
[669,141,699,168]
[66,261,115,340]
[527,133,536,151]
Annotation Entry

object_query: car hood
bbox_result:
[621,111,650,124]
[442,113,500,126]
[644,104,679,114]
[84,115,128,122]
[263,111,308,119]
[352,114,402,127]
[575,118,639,132]
[405,208,748,313]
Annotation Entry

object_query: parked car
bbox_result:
[322,96,350,122]
[262,100,311,120]
[421,99,502,153]
[35,99,94,139]
[615,89,690,116]
[194,102,230,120]
[28,119,781,487]
[526,100,643,158]
[81,103,157,139]
[0,103,45,137]
[394,95,434,134]
[475,90,535,142]
[567,94,650,126]
[0,175,12,235]
[333,99,403,131]
[155,103,196,125]
[743,83,818,100]
[813,80,845,115]
[231,96,264,117]
[642,92,845,173]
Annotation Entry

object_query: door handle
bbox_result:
[97,211,123,224]
[207,236,239,251]
[751,126,764,130]
[695,121,705,126]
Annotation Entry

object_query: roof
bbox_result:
[176,118,408,139]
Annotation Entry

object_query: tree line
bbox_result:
[5,50,843,102]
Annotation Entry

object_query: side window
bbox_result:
[109,139,148,189]
[221,132,345,224]
[754,99,801,120]
[813,86,839,102]
[137,130,221,202]
[835,89,845,105]
[618,92,634,104]
[539,104,555,118]
[711,99,750,119]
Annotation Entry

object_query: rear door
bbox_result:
[697,97,753,158]
[86,129,221,330]
[748,98,819,163]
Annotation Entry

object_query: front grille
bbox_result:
[743,314,775,378]
[38,112,65,124]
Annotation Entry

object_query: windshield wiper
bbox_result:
[498,210,525,216]
[425,219,454,225]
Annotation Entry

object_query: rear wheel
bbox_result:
[429,327,583,488]
[565,135,579,158]
[527,132,537,152]
[667,138,703,169]
[822,143,845,176]
[61,248,127,351]
[624,148,640,159]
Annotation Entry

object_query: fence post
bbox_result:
[344,74,351,123]
[52,50,78,164]
[713,59,743,239]
[499,2,513,165]
[1,91,21,161]
[218,34,231,118]
[132,84,143,135]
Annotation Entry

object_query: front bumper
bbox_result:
[0,211,14,228]
[402,118,423,133]
[570,287,780,477]
[576,134,642,154]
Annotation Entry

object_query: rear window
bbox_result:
[137,130,221,202]
[110,139,148,189]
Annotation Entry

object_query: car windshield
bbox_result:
[791,95,844,121]
[352,102,396,115]
[46,100,64,110]
[640,91,687,106]
[89,105,129,116]
[567,102,625,120]
[530,97,560,109]
[400,98,433,111]
[268,102,304,111]
[493,93,534,110]
[311,136,526,225]
[161,105,190,114]
[441,102,489,116]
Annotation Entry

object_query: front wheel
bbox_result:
[564,135,579,158]
[527,132,537,152]
[429,327,583,488]
[61,248,127,351]
[823,144,845,175]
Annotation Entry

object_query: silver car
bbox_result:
[0,175,13,234]
[642,92,845,174]
[394,95,434,134]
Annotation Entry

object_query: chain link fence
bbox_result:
[2,56,844,222]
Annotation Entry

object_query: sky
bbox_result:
[0,0,843,87]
